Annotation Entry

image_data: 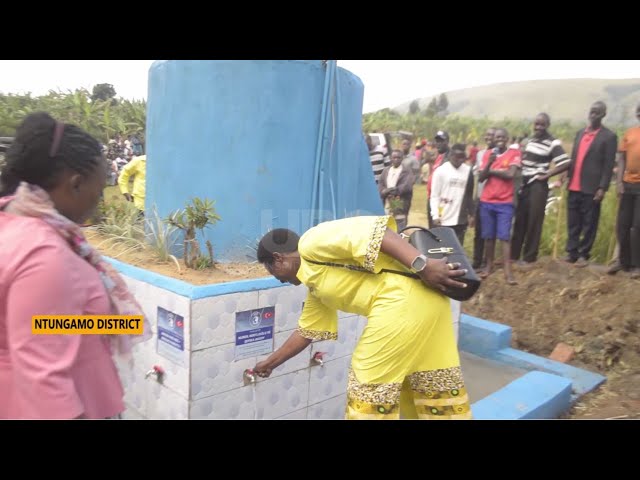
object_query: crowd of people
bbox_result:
[102,134,147,215]
[367,99,638,284]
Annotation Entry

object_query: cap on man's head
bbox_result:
[434,130,450,141]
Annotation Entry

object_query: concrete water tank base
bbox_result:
[107,257,364,420]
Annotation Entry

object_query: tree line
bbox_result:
[366,94,628,146]
[0,83,146,143]
[1,87,629,149]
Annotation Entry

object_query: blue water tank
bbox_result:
[146,60,383,262]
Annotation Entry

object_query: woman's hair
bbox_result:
[257,228,300,264]
[0,112,102,196]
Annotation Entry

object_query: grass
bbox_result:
[103,185,126,206]
[93,195,145,257]
[408,182,618,264]
[99,186,184,272]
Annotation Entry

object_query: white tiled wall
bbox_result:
[257,285,307,332]
[118,276,361,419]
[308,355,351,405]
[118,360,148,417]
[146,381,189,420]
[450,299,461,344]
[123,276,191,352]
[116,353,188,420]
[190,342,257,400]
[190,386,257,420]
[255,370,309,419]
[256,330,313,378]
[276,408,308,420]
[191,292,259,351]
[356,315,367,338]
[121,407,145,420]
[308,394,347,420]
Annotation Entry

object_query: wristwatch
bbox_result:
[410,254,429,273]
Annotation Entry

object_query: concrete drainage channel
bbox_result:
[459,314,606,420]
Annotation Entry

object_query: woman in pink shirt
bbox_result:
[0,112,150,419]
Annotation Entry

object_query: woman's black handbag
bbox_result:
[300,225,481,302]
[399,225,481,302]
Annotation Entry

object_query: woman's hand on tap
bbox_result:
[253,360,273,378]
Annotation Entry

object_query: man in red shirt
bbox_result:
[549,101,617,267]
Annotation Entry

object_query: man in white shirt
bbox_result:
[430,143,475,244]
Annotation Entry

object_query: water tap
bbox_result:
[311,352,326,367]
[243,369,257,386]
[145,365,165,384]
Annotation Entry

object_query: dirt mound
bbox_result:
[463,257,640,419]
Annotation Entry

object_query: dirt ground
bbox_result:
[84,229,269,285]
[463,258,640,419]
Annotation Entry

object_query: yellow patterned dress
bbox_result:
[296,215,472,420]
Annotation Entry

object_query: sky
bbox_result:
[1,60,639,113]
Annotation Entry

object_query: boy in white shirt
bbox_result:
[430,143,475,244]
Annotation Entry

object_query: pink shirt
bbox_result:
[0,213,125,419]
[569,127,600,192]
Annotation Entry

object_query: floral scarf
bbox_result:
[0,182,152,356]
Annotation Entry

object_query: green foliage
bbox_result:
[145,206,182,272]
[538,186,618,264]
[437,93,449,114]
[166,198,222,270]
[363,109,590,146]
[425,98,438,118]
[409,99,420,115]
[91,83,117,105]
[0,89,146,143]
[94,199,145,257]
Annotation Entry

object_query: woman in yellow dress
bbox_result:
[253,215,472,420]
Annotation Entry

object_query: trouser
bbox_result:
[394,216,408,232]
[511,180,549,262]
[346,285,471,420]
[617,189,640,268]
[472,202,484,268]
[566,191,601,261]
[426,200,433,228]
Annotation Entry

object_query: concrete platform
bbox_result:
[458,314,606,419]
[460,351,527,403]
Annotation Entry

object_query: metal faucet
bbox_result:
[145,365,165,384]
[243,369,257,386]
[311,352,326,367]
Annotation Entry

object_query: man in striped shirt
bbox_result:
[511,113,570,264]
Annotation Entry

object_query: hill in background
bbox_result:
[395,78,640,127]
